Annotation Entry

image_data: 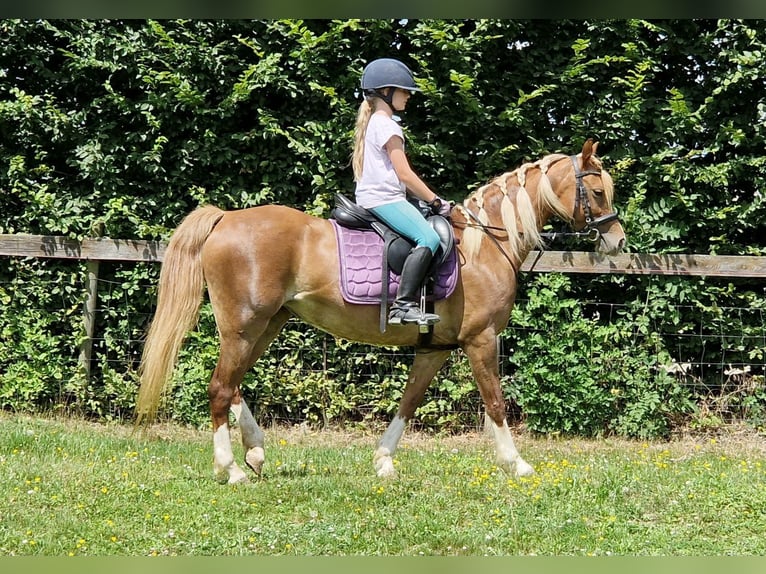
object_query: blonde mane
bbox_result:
[458,153,574,265]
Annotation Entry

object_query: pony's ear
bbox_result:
[581,138,598,164]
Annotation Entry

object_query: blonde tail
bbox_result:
[135,205,225,423]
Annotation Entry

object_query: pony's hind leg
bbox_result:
[209,329,268,484]
[230,393,265,476]
[374,349,451,478]
[229,308,292,478]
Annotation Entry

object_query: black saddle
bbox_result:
[330,193,455,276]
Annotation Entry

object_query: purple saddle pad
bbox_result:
[330,219,459,305]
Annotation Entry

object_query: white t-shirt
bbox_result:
[355,112,406,209]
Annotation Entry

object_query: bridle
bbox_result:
[458,154,620,267]
[557,154,620,243]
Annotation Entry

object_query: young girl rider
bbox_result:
[352,57,451,326]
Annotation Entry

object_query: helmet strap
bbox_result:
[368,88,401,113]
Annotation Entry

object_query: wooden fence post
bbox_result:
[78,260,99,382]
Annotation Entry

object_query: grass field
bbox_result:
[1,412,765,556]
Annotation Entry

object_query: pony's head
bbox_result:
[458,139,625,264]
[565,139,625,255]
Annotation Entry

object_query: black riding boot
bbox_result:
[388,246,441,326]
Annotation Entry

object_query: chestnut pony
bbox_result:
[136,139,625,484]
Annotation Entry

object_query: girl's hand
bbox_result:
[429,197,452,217]
[437,200,453,217]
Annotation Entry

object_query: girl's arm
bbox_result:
[385,135,439,203]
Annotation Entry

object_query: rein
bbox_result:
[458,205,517,269]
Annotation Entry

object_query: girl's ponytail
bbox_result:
[352,98,373,181]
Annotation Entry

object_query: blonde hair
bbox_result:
[352,98,374,181]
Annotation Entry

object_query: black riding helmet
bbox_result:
[360,58,421,112]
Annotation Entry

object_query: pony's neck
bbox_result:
[458,154,571,267]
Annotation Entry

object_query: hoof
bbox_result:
[245,447,265,476]
[228,471,249,485]
[375,456,397,478]
[215,462,249,485]
[515,459,536,477]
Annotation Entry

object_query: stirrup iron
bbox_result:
[387,287,440,328]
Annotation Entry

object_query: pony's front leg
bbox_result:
[465,334,535,477]
[487,416,535,477]
[373,349,451,478]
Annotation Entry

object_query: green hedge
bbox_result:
[2,20,765,437]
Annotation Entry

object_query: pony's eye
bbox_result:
[591,188,604,197]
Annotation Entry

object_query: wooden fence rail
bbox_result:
[0,234,165,262]
[1,233,766,277]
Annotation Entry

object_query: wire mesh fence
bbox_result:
[2,262,765,434]
[83,278,766,430]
